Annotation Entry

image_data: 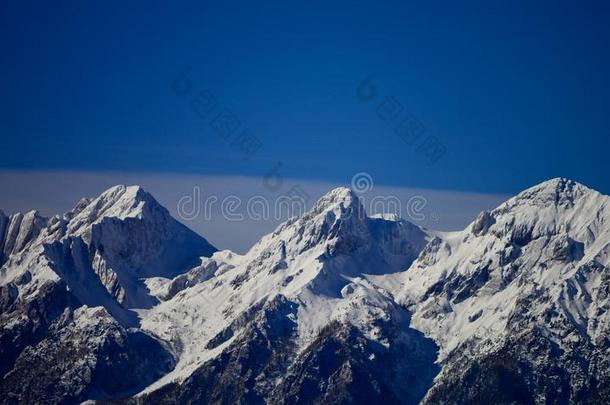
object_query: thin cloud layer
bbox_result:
[0,170,509,253]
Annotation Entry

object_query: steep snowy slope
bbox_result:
[384,178,610,403]
[138,187,437,402]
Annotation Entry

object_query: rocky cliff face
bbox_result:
[0,209,47,266]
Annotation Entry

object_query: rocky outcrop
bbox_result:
[0,210,47,266]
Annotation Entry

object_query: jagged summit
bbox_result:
[97,184,159,210]
[527,177,591,193]
[312,186,360,208]
[297,186,365,224]
[469,177,609,248]
[66,185,166,235]
[246,184,423,273]
[500,177,601,211]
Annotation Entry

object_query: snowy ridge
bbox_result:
[139,187,431,392]
[390,178,610,352]
[1,178,609,404]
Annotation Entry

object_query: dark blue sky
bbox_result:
[1,0,609,194]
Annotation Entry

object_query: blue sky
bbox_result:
[1,0,609,195]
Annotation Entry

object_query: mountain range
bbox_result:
[1,178,609,404]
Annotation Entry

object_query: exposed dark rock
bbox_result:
[0,306,174,404]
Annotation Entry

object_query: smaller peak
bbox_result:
[98,185,155,205]
[100,184,140,197]
[305,187,366,222]
[122,185,154,203]
[496,177,603,215]
[536,177,579,189]
[100,184,128,197]
[327,186,355,198]
[67,185,166,231]
[517,177,594,201]
[314,187,359,208]
[296,186,367,226]
[123,184,148,197]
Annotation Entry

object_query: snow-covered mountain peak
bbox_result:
[281,186,365,233]
[525,176,588,196]
[242,187,368,262]
[470,178,609,247]
[390,178,610,377]
[499,177,595,211]
[1,185,216,313]
[65,185,166,235]
[240,186,428,278]
[99,184,158,213]
[309,186,361,212]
